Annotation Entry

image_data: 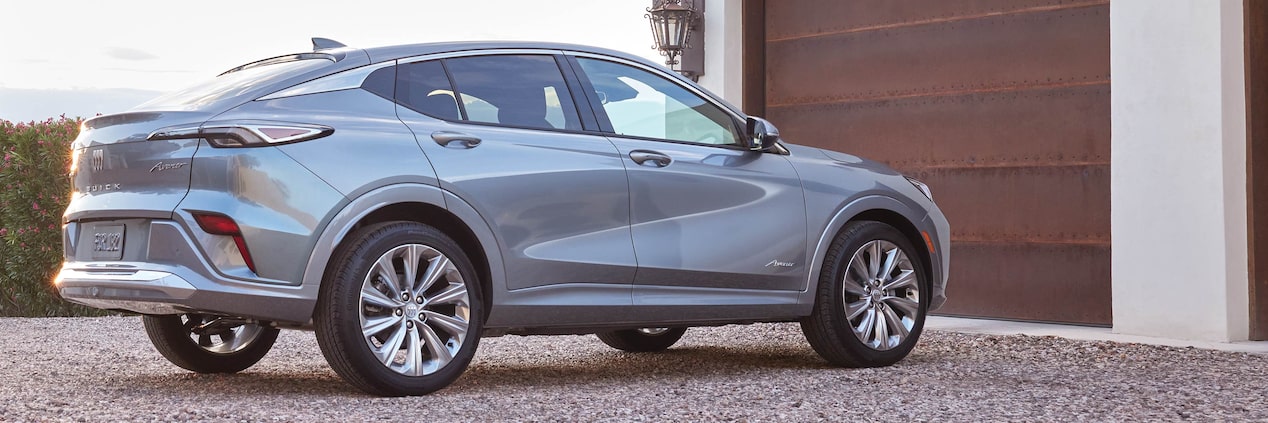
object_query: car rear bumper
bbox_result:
[57,220,318,324]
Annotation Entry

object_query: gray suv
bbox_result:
[57,39,950,396]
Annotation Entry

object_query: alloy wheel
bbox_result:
[358,244,471,377]
[841,240,921,351]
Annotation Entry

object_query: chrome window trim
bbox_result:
[256,61,396,101]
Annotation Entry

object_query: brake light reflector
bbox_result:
[193,214,240,236]
[192,213,258,274]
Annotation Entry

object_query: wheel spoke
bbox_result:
[867,242,882,279]
[375,324,407,365]
[403,328,424,377]
[402,245,422,296]
[427,283,468,306]
[843,278,868,296]
[873,306,890,348]
[881,270,916,291]
[362,314,402,337]
[879,303,910,340]
[198,333,212,347]
[854,307,877,338]
[420,324,454,366]
[879,247,900,279]
[848,254,870,285]
[423,311,469,337]
[414,254,451,298]
[374,253,403,295]
[883,296,920,317]
[846,299,871,320]
[361,284,399,309]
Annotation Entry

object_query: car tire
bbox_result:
[142,314,279,374]
[800,220,930,368]
[315,221,483,396]
[596,327,687,352]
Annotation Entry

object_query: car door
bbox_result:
[568,55,809,297]
[393,53,637,297]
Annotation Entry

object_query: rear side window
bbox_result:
[361,66,395,100]
[443,55,582,131]
[395,61,461,120]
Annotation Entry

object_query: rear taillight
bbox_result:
[148,121,333,147]
[192,213,257,274]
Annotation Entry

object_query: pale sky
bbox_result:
[0,0,662,121]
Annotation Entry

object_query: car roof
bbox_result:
[362,40,658,68]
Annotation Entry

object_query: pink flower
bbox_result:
[0,228,7,237]
[32,202,39,211]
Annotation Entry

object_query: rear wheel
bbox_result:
[800,221,929,367]
[596,327,687,352]
[315,222,483,396]
[143,314,279,373]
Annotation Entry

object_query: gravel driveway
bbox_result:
[1,316,1266,422]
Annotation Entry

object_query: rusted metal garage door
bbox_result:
[750,0,1111,324]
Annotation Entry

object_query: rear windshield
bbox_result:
[137,57,332,110]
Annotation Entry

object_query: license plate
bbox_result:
[90,224,125,260]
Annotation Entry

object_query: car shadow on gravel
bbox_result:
[449,345,832,391]
[111,344,838,397]
[118,370,353,397]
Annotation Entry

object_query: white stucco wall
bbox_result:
[696,0,744,108]
[1111,0,1249,341]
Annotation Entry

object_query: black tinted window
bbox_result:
[396,60,461,120]
[361,66,395,100]
[445,55,581,131]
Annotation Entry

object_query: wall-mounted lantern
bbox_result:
[647,0,704,81]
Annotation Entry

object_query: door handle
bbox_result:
[629,150,672,167]
[431,131,482,148]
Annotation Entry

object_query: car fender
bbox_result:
[294,183,506,322]
[799,195,932,309]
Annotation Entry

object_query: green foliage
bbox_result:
[0,117,106,316]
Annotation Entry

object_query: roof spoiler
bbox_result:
[312,37,347,51]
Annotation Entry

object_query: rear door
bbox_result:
[394,53,637,301]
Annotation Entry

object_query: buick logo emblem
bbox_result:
[91,149,104,172]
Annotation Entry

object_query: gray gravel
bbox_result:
[1,316,1266,422]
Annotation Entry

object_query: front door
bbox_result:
[570,56,808,297]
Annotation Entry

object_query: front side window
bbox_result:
[444,55,582,131]
[575,58,740,146]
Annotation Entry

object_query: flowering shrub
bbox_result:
[0,116,105,316]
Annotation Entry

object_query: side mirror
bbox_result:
[745,116,780,151]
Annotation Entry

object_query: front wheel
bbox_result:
[315,222,483,396]
[142,314,279,373]
[800,221,929,367]
[596,327,686,352]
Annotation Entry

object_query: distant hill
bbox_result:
[0,88,162,123]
